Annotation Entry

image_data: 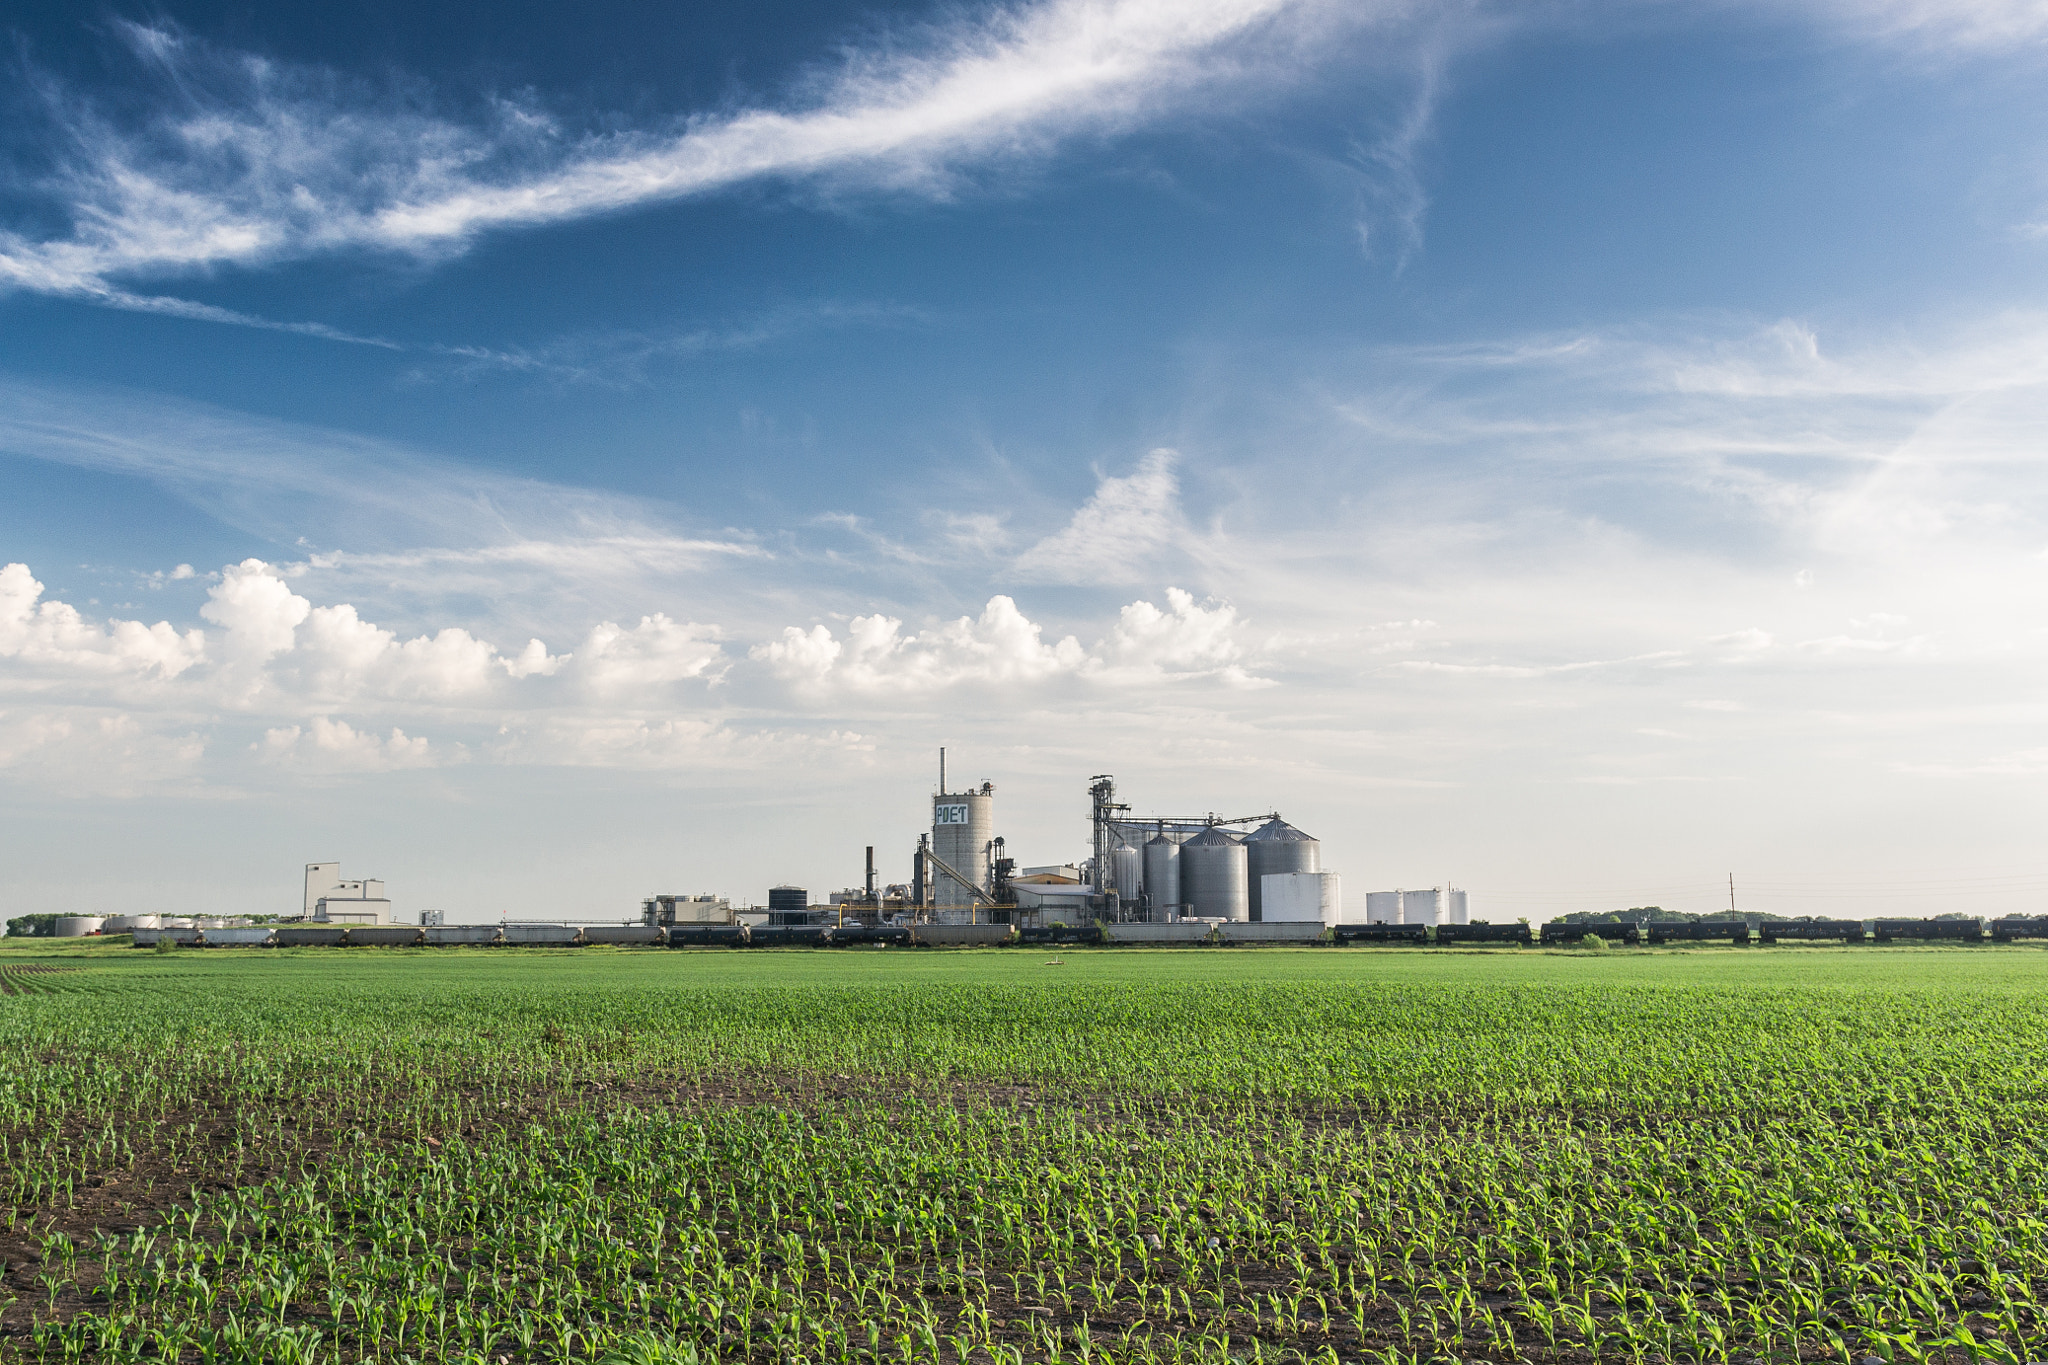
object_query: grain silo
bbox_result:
[1143,835,1181,917]
[1110,841,1142,904]
[1244,818,1320,921]
[1181,826,1249,921]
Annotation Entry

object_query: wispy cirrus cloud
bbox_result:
[0,0,1359,322]
[4,0,2039,341]
[413,300,928,386]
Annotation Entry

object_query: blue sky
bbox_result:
[4,0,2048,922]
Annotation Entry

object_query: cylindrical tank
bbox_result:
[932,784,996,911]
[768,886,808,926]
[55,916,106,937]
[1244,819,1321,921]
[1400,888,1443,926]
[1261,872,1341,924]
[161,917,194,929]
[130,915,162,931]
[1111,842,1142,904]
[1181,827,1250,921]
[1365,891,1400,924]
[1447,889,1469,925]
[101,915,135,933]
[1143,835,1181,917]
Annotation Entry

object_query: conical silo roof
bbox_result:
[1247,818,1315,843]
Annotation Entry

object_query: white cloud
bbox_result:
[578,615,726,693]
[503,639,567,679]
[754,595,1090,691]
[1107,587,1268,685]
[261,717,437,771]
[0,562,206,678]
[0,0,1355,317]
[199,558,310,665]
[752,588,1264,692]
[1798,0,2048,50]
[1013,448,1186,584]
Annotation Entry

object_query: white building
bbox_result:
[305,862,393,924]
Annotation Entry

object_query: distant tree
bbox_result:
[5,913,60,938]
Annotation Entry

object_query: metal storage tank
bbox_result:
[1143,835,1181,916]
[767,886,808,924]
[1400,888,1444,926]
[54,916,105,937]
[1181,827,1250,921]
[1447,889,1469,925]
[932,783,996,912]
[1261,872,1341,924]
[1245,819,1321,921]
[1364,891,1401,924]
[1111,842,1142,904]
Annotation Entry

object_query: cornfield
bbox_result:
[1,941,2043,1364]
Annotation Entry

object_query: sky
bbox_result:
[4,0,2048,924]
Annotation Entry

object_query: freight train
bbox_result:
[120,916,2048,950]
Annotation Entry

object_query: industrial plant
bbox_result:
[640,751,1443,938]
[52,750,2037,950]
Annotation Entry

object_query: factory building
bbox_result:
[304,862,392,924]
[642,894,733,926]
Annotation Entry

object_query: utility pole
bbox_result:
[1728,873,1736,917]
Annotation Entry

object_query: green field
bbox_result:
[3,940,2046,1364]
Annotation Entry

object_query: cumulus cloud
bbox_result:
[752,588,1262,691]
[0,563,206,678]
[578,615,727,693]
[261,717,436,771]
[1107,587,1267,684]
[199,558,310,666]
[0,557,1264,788]
[754,596,1088,690]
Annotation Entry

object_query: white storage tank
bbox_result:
[55,916,106,937]
[1143,835,1181,917]
[932,783,996,912]
[1244,819,1321,921]
[1181,827,1250,921]
[1261,872,1341,925]
[1364,891,1401,924]
[1448,889,1469,925]
[1400,888,1444,926]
